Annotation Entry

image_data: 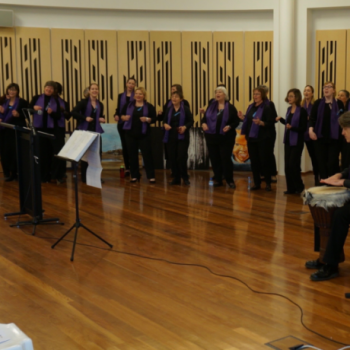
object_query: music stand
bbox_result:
[1,120,63,235]
[51,131,112,261]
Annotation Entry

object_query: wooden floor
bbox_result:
[0,169,349,350]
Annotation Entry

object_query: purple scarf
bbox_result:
[33,94,57,128]
[163,102,186,143]
[314,98,340,139]
[123,101,149,134]
[283,106,301,146]
[241,102,265,138]
[303,101,313,141]
[204,101,230,135]
[57,97,66,128]
[119,91,134,124]
[0,98,20,130]
[77,98,104,134]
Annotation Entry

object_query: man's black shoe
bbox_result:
[310,264,339,281]
[305,259,324,269]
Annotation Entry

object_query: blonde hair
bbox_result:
[301,85,315,106]
[135,87,147,100]
[215,86,229,101]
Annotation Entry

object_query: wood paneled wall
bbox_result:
[0,28,274,123]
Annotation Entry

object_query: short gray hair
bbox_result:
[215,86,229,101]
[339,111,350,128]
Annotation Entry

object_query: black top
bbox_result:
[1,98,28,127]
[244,104,274,142]
[115,92,132,117]
[201,103,240,142]
[279,107,308,146]
[309,99,344,140]
[29,94,60,129]
[341,167,350,188]
[163,105,194,137]
[70,98,105,128]
[157,99,190,122]
[121,102,156,137]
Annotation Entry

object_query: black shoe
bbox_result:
[130,178,139,183]
[124,171,130,178]
[310,264,339,281]
[295,188,305,194]
[56,178,66,185]
[169,179,181,185]
[305,259,324,269]
[183,179,190,186]
[213,182,223,187]
[284,190,294,194]
[271,177,277,183]
[5,175,16,182]
[228,182,236,189]
[250,185,261,191]
[101,178,105,184]
[149,179,156,184]
[265,184,272,191]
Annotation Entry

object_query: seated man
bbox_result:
[310,111,350,281]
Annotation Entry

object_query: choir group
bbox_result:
[0,79,349,192]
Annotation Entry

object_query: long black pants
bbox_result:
[206,136,234,184]
[314,139,341,180]
[284,143,304,192]
[323,202,350,265]
[125,133,155,179]
[268,128,277,176]
[341,136,350,171]
[305,140,319,185]
[117,123,130,171]
[166,132,189,181]
[248,139,271,186]
[38,128,66,182]
[0,129,17,178]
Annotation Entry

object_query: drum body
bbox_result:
[304,186,350,263]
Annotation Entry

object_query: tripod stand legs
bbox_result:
[51,220,113,261]
[10,217,64,235]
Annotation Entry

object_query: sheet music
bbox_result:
[58,130,98,162]
[0,329,10,344]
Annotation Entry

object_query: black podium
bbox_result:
[1,121,63,234]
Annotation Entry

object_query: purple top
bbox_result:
[283,106,301,146]
[0,97,20,130]
[77,98,104,134]
[123,101,149,134]
[241,102,265,138]
[119,91,134,124]
[204,101,230,135]
[163,101,186,143]
[314,98,340,140]
[33,94,57,128]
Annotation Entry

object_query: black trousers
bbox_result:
[323,202,350,265]
[341,136,350,171]
[38,128,66,182]
[0,129,17,177]
[284,143,304,192]
[166,132,189,181]
[81,137,102,182]
[125,133,155,179]
[206,135,234,184]
[305,140,319,185]
[268,129,277,176]
[117,123,130,171]
[248,139,271,186]
[314,138,341,180]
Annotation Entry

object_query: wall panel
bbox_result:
[182,32,213,126]
[15,27,51,103]
[0,28,16,96]
[150,31,181,125]
[244,31,273,107]
[347,30,350,94]
[213,31,244,112]
[51,28,85,132]
[315,30,346,99]
[85,30,118,123]
[117,31,150,102]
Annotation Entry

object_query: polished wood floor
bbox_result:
[0,169,349,350]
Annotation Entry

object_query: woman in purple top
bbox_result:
[71,83,105,183]
[338,89,350,170]
[121,87,156,183]
[239,87,274,191]
[309,81,344,180]
[114,78,137,177]
[201,86,240,189]
[277,89,307,194]
[0,83,28,181]
[29,81,64,184]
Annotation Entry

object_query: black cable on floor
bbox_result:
[35,235,350,347]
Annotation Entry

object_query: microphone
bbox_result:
[24,108,42,115]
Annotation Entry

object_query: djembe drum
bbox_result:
[304,186,350,263]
